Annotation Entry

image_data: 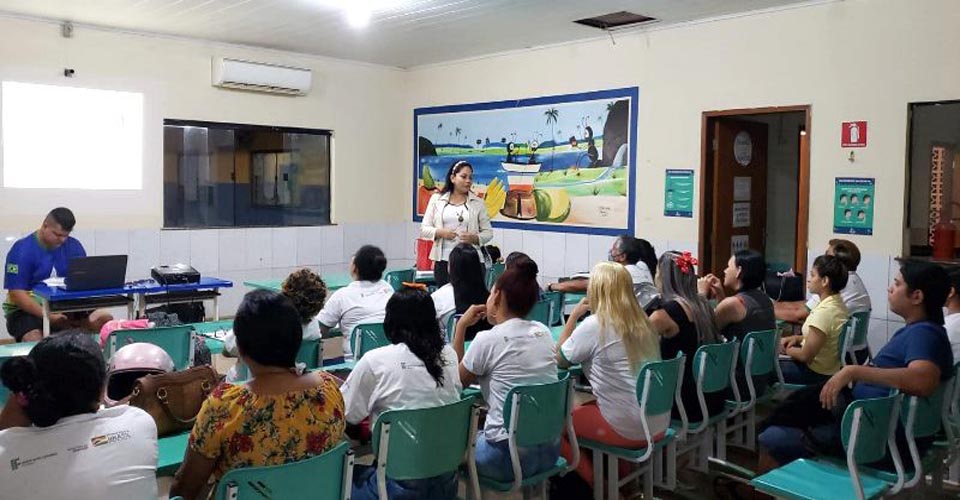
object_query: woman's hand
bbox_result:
[435,228,458,240]
[696,274,718,296]
[459,304,487,328]
[459,233,480,245]
[570,297,591,321]
[779,335,796,354]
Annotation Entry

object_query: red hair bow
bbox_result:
[674,252,699,274]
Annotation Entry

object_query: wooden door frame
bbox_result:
[698,105,812,273]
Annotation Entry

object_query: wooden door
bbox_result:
[709,119,768,276]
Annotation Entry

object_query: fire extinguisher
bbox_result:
[933,221,957,260]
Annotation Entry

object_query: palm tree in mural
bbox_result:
[544,107,559,171]
[437,122,443,143]
[455,127,462,147]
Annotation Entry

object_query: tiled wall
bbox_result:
[0,223,905,354]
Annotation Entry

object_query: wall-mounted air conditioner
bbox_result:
[211,57,312,96]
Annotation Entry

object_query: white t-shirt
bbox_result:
[560,315,669,441]
[432,284,457,333]
[0,405,158,500]
[439,203,468,261]
[341,343,463,425]
[945,312,960,363]
[806,271,871,314]
[461,318,557,442]
[318,280,394,359]
[624,262,654,285]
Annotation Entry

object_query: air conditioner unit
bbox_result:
[211,57,312,96]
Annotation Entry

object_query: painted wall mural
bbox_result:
[413,88,637,235]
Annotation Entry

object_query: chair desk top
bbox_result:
[157,431,190,476]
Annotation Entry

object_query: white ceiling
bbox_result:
[0,0,815,68]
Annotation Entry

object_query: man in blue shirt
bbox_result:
[758,258,954,471]
[3,208,113,342]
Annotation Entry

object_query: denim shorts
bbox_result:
[474,435,560,482]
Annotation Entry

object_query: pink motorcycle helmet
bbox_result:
[104,343,175,406]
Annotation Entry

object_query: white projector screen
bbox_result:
[1,81,143,189]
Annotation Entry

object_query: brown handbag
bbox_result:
[128,365,220,436]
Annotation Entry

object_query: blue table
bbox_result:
[33,277,233,336]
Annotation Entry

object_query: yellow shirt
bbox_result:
[189,373,346,480]
[802,293,850,376]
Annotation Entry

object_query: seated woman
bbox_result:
[759,259,954,473]
[171,290,346,500]
[318,245,394,360]
[698,249,776,341]
[649,251,725,422]
[453,258,558,482]
[223,268,328,379]
[342,286,463,499]
[556,262,665,488]
[0,332,158,499]
[432,243,491,340]
[779,255,849,385]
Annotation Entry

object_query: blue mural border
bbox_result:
[412,87,638,236]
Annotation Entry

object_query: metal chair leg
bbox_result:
[594,452,604,500]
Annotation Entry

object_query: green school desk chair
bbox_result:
[233,338,323,381]
[580,355,685,500]
[384,268,416,292]
[662,341,739,489]
[780,319,852,393]
[372,397,481,500]
[725,329,781,452]
[104,325,195,370]
[935,363,960,485]
[751,393,903,500]
[841,311,872,366]
[525,297,552,325]
[352,322,389,360]
[542,291,563,326]
[485,262,505,290]
[444,313,462,343]
[212,441,354,500]
[477,373,579,498]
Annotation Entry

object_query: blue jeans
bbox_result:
[351,464,458,500]
[474,435,560,482]
[779,359,832,385]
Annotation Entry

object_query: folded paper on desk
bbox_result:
[43,277,66,288]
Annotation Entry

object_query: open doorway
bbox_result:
[698,106,811,277]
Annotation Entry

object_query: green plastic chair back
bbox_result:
[525,298,551,325]
[385,268,416,291]
[235,338,323,381]
[502,373,571,448]
[693,341,737,394]
[0,358,8,406]
[486,263,505,290]
[848,311,870,348]
[352,323,388,360]
[837,320,851,364]
[636,354,685,417]
[903,383,947,439]
[105,325,194,370]
[840,394,900,465]
[445,313,462,342]
[542,291,563,326]
[189,319,233,336]
[372,397,477,480]
[213,440,353,500]
[740,329,777,377]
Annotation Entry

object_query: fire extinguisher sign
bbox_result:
[841,121,867,147]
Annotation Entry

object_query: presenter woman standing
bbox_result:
[420,160,493,287]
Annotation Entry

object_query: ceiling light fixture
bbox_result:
[344,1,372,28]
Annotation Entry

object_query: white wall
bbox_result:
[404,0,960,351]
[0,15,408,230]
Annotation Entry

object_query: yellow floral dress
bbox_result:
[189,372,346,480]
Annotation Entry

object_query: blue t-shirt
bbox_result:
[853,320,955,400]
[3,233,86,316]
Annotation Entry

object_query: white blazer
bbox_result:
[419,191,493,262]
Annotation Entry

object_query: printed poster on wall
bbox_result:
[413,87,638,235]
[664,169,694,217]
[834,177,875,235]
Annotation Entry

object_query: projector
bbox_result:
[151,264,201,285]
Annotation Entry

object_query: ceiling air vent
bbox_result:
[574,11,656,30]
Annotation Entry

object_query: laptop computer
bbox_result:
[65,255,128,291]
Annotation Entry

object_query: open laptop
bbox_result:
[65,255,128,291]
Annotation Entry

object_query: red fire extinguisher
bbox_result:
[933,221,956,260]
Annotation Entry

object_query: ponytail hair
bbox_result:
[495,258,540,317]
[0,331,105,427]
[384,288,447,387]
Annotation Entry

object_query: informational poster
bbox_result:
[834,177,875,235]
[733,176,751,201]
[664,169,694,217]
[733,202,751,228]
[731,235,749,254]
